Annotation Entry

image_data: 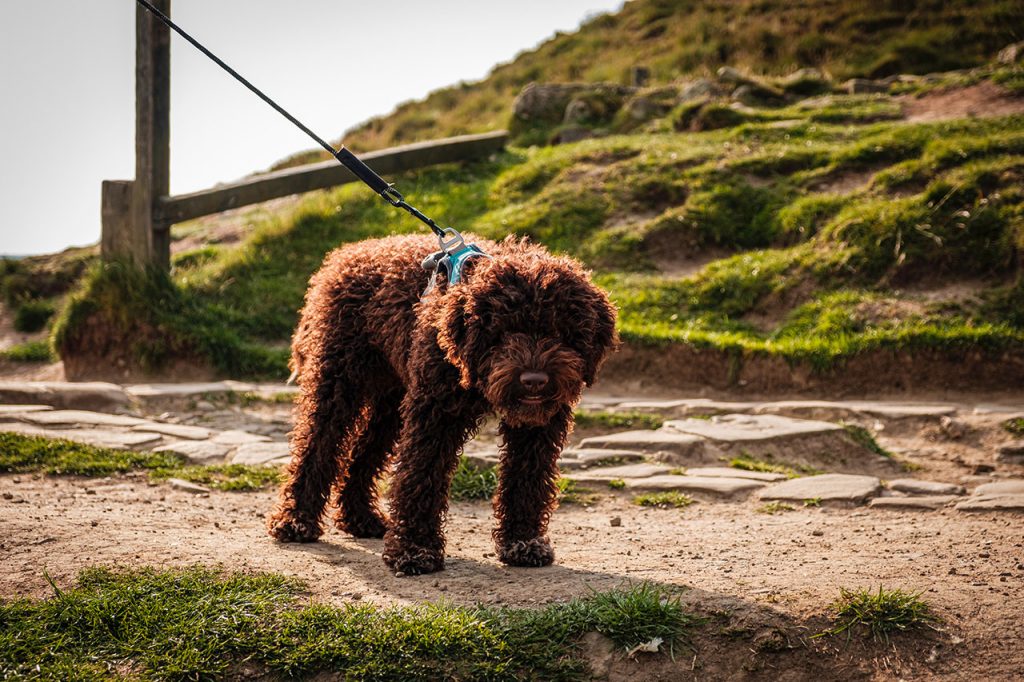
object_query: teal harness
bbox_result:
[420,229,490,298]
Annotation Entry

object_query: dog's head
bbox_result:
[434,239,618,427]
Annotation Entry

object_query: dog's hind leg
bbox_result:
[332,385,404,538]
[492,405,574,567]
[267,361,363,543]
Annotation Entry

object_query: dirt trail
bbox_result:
[899,81,1024,122]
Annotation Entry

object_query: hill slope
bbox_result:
[275,0,1024,163]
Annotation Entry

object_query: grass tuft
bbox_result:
[842,424,892,458]
[574,410,665,431]
[756,501,795,514]
[449,458,499,502]
[633,491,694,508]
[0,340,54,363]
[816,586,938,643]
[1003,417,1024,437]
[0,567,698,680]
[729,454,816,478]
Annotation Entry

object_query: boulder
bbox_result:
[843,78,889,94]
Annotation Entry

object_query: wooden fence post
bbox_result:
[100,180,136,260]
[132,0,171,270]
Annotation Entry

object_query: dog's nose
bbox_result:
[519,370,549,392]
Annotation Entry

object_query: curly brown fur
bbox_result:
[268,234,618,575]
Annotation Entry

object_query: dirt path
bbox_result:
[1,470,1021,680]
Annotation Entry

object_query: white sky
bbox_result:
[0,0,624,256]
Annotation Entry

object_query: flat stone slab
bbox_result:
[568,463,673,482]
[124,381,260,398]
[755,400,955,420]
[154,440,233,464]
[683,466,788,482]
[624,475,765,497]
[664,414,841,443]
[0,422,162,450]
[972,481,1024,496]
[559,449,645,469]
[0,381,130,411]
[16,410,147,428]
[130,422,212,440]
[997,441,1024,464]
[955,495,1024,513]
[578,430,705,460]
[869,495,957,510]
[231,441,291,465]
[0,404,52,415]
[211,430,271,445]
[759,474,882,504]
[889,479,965,496]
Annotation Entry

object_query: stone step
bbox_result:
[682,466,787,482]
[558,448,645,470]
[566,463,673,483]
[955,495,1024,513]
[624,475,765,497]
[578,430,706,462]
[869,495,958,511]
[230,441,291,466]
[888,479,965,496]
[759,474,882,505]
[663,413,841,443]
[0,422,163,450]
[0,381,130,411]
[13,409,147,428]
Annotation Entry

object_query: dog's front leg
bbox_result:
[382,384,481,576]
[493,404,573,567]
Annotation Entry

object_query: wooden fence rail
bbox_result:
[101,1,507,271]
[158,131,508,225]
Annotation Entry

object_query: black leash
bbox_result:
[134,0,448,239]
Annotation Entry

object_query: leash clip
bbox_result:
[380,184,405,206]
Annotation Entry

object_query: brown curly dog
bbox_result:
[267,233,618,575]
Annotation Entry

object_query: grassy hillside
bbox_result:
[274,0,1023,165]
[5,0,1023,387]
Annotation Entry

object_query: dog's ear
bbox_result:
[555,278,619,387]
[435,288,485,389]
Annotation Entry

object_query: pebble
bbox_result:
[609,516,622,527]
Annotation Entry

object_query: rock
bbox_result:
[754,400,955,421]
[609,516,621,527]
[843,78,890,94]
[231,441,291,465]
[15,409,146,428]
[124,380,259,399]
[759,474,882,505]
[559,448,645,469]
[567,463,673,483]
[997,441,1024,464]
[731,83,785,105]
[678,78,729,102]
[716,66,749,85]
[778,68,832,96]
[624,475,764,497]
[620,87,678,124]
[578,430,706,462]
[956,495,1024,513]
[973,481,1024,496]
[998,41,1024,64]
[663,413,841,443]
[211,430,271,445]
[0,404,53,415]
[129,422,212,440]
[683,467,787,482]
[0,422,162,450]
[166,478,211,494]
[889,479,965,496]
[0,381,130,411]
[869,496,957,510]
[154,440,233,464]
[939,416,968,439]
[513,83,592,123]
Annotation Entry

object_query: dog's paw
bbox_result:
[382,534,445,575]
[498,537,555,567]
[267,512,322,543]
[335,511,389,539]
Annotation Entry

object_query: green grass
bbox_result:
[0,340,54,363]
[573,409,664,431]
[633,491,695,508]
[803,497,822,507]
[841,424,892,458]
[0,566,698,680]
[729,454,817,478]
[607,478,626,490]
[557,477,601,505]
[0,432,281,492]
[1003,417,1024,437]
[816,586,938,643]
[756,501,796,514]
[12,298,55,332]
[449,458,499,502]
